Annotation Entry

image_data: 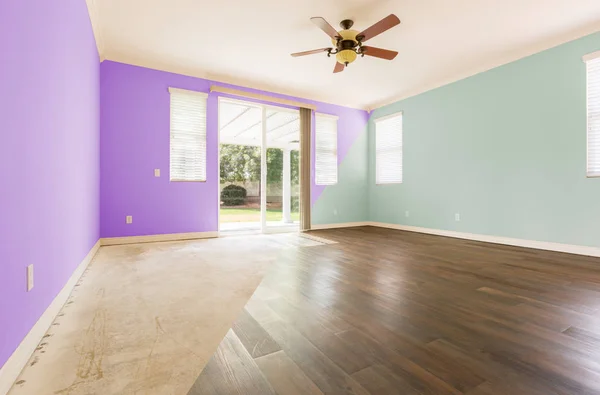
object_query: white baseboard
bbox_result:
[101,231,218,246]
[310,222,370,230]
[0,240,101,395]
[369,222,600,258]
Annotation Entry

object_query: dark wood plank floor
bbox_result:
[188,226,600,395]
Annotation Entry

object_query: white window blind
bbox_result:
[585,52,600,177]
[375,113,403,184]
[169,87,208,181]
[315,114,338,185]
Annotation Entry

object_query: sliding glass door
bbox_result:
[218,97,300,234]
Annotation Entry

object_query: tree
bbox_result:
[219,144,260,183]
[290,150,299,186]
[220,144,299,185]
[266,148,282,184]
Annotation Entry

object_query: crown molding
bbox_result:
[94,15,599,113]
[104,52,368,110]
[85,0,105,61]
[366,22,600,111]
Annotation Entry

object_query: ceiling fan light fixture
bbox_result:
[336,49,357,65]
[292,15,401,72]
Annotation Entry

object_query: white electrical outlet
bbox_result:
[455,213,461,222]
[154,169,160,177]
[333,209,338,216]
[126,215,133,224]
[405,210,410,218]
[27,265,34,291]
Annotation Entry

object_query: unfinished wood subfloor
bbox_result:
[189,227,600,395]
[9,233,326,395]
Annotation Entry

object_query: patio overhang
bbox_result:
[219,98,300,151]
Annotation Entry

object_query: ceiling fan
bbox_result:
[291,14,401,73]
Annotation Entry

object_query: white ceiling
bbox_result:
[87,0,600,110]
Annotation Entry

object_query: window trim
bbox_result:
[168,87,209,98]
[374,111,403,185]
[582,50,600,63]
[584,51,600,178]
[315,112,339,186]
[169,87,209,182]
[315,112,339,121]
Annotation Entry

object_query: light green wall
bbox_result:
[313,129,369,225]
[368,31,600,248]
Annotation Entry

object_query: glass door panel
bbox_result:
[218,99,262,233]
[265,108,300,232]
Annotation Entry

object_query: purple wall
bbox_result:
[0,0,100,369]
[100,61,367,237]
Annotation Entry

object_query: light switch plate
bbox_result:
[27,264,34,291]
[154,169,160,177]
[126,215,133,224]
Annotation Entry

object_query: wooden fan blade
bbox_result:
[311,17,340,40]
[333,62,344,73]
[358,14,400,42]
[362,46,398,60]
[291,48,331,57]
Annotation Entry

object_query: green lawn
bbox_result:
[220,207,299,222]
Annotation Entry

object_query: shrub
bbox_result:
[221,185,247,206]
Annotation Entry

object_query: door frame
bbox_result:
[216,96,300,235]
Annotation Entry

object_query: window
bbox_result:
[375,112,403,184]
[169,87,207,181]
[315,113,338,185]
[585,51,600,177]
